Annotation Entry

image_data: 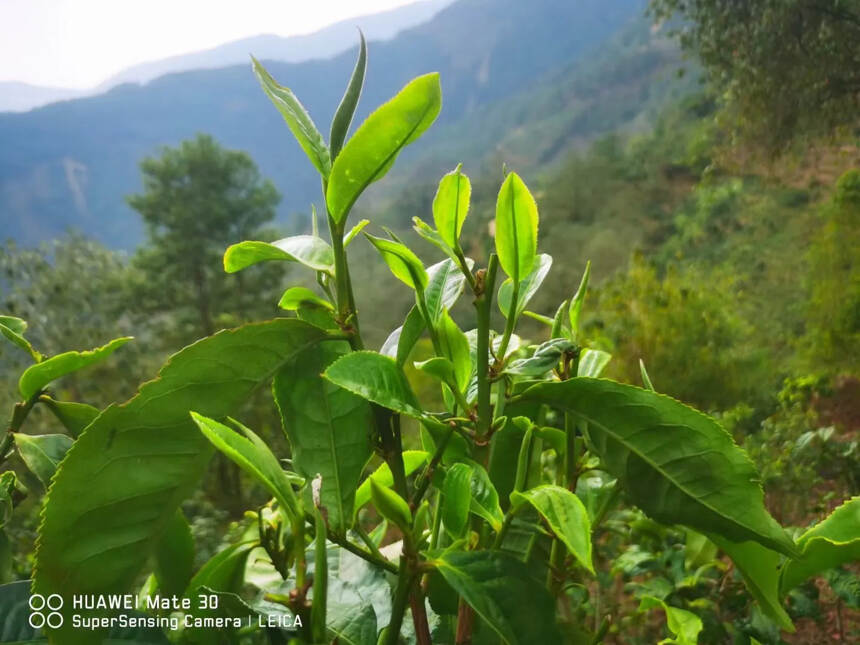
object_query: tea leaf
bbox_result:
[327,73,441,223]
[39,398,99,438]
[638,595,703,645]
[568,261,591,336]
[13,433,73,488]
[154,510,194,597]
[273,342,374,533]
[442,463,473,538]
[223,236,334,274]
[511,485,593,573]
[425,258,472,325]
[354,450,429,513]
[433,165,471,250]
[577,349,611,378]
[19,337,132,400]
[278,287,333,311]
[329,31,367,160]
[369,478,412,531]
[34,319,328,641]
[780,496,860,595]
[498,253,552,319]
[365,234,428,292]
[430,551,562,645]
[252,56,331,177]
[495,172,538,284]
[522,378,798,557]
[438,310,471,393]
[324,351,424,419]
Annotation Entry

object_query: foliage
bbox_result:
[1,35,857,645]
[650,0,860,152]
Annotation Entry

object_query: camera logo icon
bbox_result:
[28,594,64,629]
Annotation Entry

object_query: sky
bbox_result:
[0,0,415,89]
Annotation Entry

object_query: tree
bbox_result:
[651,0,860,152]
[126,134,282,341]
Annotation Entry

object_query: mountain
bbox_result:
[0,81,84,113]
[0,0,454,113]
[95,0,455,89]
[0,0,651,248]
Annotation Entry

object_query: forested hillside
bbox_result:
[0,0,644,247]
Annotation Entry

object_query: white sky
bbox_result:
[0,0,415,89]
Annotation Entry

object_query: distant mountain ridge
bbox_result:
[0,0,454,112]
[0,0,651,248]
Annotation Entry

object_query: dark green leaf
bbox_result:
[154,510,194,597]
[19,337,132,400]
[442,463,473,538]
[12,433,73,488]
[431,551,561,645]
[34,320,328,641]
[324,351,424,419]
[273,342,374,533]
[39,397,99,438]
[495,172,538,284]
[327,602,376,645]
[223,236,334,274]
[511,485,594,573]
[326,73,441,223]
[252,56,331,177]
[780,496,860,595]
[329,32,367,160]
[709,535,794,631]
[522,378,797,556]
[433,165,471,250]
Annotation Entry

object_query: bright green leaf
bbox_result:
[511,485,594,573]
[438,310,471,393]
[498,254,552,319]
[191,413,300,519]
[223,236,334,274]
[568,260,591,336]
[329,31,367,160]
[495,172,538,284]
[19,337,132,400]
[354,450,428,513]
[326,73,441,223]
[638,595,703,645]
[324,351,424,419]
[365,234,428,291]
[425,258,473,325]
[252,56,331,177]
[780,496,860,595]
[522,378,798,557]
[369,478,412,531]
[380,306,425,366]
[343,219,370,247]
[464,461,504,532]
[278,286,333,311]
[13,433,72,489]
[577,349,611,378]
[0,315,40,362]
[433,165,471,250]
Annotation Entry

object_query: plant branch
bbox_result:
[329,532,398,575]
[1,391,40,466]
[474,254,499,440]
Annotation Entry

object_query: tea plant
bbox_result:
[1,36,858,645]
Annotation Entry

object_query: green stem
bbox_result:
[328,214,363,351]
[475,254,498,439]
[564,413,578,490]
[1,392,40,466]
[495,280,519,365]
[330,533,398,575]
[383,559,414,645]
[412,426,454,507]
